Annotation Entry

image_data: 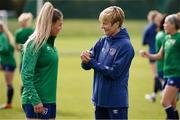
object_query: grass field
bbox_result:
[0,19,179,119]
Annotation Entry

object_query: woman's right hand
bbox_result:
[34,103,44,114]
[139,50,149,58]
[81,50,92,63]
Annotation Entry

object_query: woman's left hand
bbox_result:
[34,103,44,113]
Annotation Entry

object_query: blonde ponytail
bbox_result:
[24,2,54,51]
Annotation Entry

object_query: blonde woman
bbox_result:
[140,13,180,119]
[81,6,134,119]
[15,12,34,66]
[0,21,16,109]
[15,12,34,94]
[15,12,34,52]
[21,2,63,119]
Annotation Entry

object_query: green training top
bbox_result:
[163,32,180,78]
[15,27,34,62]
[0,32,16,67]
[155,31,166,72]
[21,36,59,106]
[15,27,34,44]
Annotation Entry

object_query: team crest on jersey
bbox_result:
[109,48,116,56]
[102,47,109,53]
[102,47,105,52]
[165,39,176,50]
[168,39,176,45]
[47,46,51,50]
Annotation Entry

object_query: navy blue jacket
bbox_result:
[82,28,134,107]
[142,22,157,54]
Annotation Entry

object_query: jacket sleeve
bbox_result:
[21,42,41,106]
[89,44,134,80]
[0,36,9,54]
[81,62,92,70]
[142,26,150,45]
[81,47,94,70]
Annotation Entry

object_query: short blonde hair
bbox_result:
[18,12,33,22]
[99,6,125,27]
[18,12,33,27]
[147,10,159,22]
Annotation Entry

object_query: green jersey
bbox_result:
[0,32,16,67]
[163,32,180,78]
[15,27,34,44]
[155,31,166,72]
[15,27,34,63]
[21,36,59,106]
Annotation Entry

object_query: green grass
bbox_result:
[0,19,179,119]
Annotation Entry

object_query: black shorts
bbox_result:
[0,64,16,72]
[149,59,156,63]
[166,77,180,89]
[95,106,128,119]
[22,103,56,119]
[157,71,164,80]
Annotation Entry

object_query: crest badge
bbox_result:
[109,48,116,56]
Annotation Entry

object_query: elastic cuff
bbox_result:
[89,59,96,68]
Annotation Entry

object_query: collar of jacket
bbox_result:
[47,36,56,47]
[105,27,130,43]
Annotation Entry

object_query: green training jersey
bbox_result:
[163,32,180,78]
[15,27,34,63]
[21,36,59,106]
[155,31,166,72]
[0,32,16,67]
[15,27,34,44]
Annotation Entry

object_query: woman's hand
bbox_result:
[34,103,44,114]
[139,50,149,58]
[81,50,92,63]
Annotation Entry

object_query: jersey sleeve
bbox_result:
[21,41,41,106]
[0,35,9,54]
